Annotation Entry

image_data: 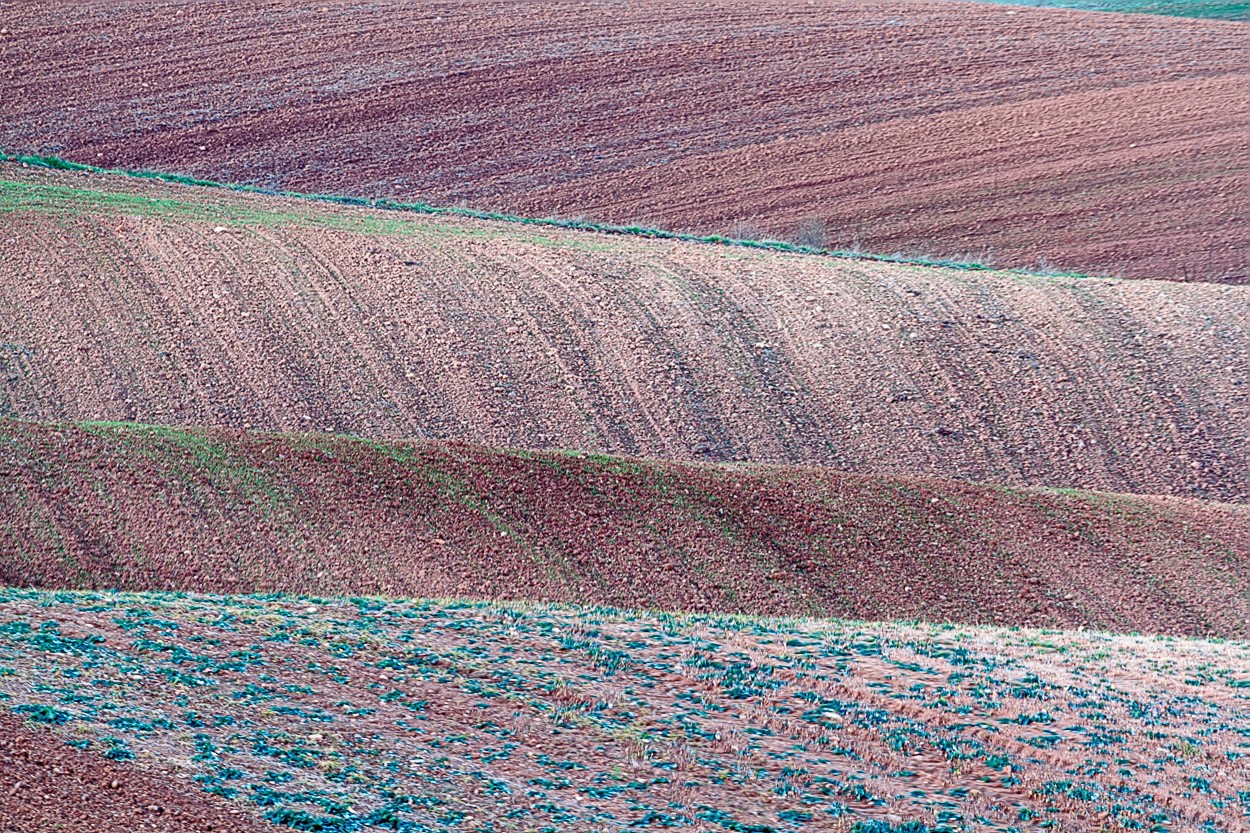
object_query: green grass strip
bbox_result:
[961,0,1248,20]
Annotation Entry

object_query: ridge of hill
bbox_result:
[2,163,1246,501]
[3,419,1248,638]
[4,0,1247,280]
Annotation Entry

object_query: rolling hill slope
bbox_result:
[7,4,1250,831]
[1,163,1246,501]
[4,0,1247,280]
[0,710,272,833]
[3,589,1248,831]
[3,419,1248,637]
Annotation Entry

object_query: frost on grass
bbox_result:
[0,588,1247,832]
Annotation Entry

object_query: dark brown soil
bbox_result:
[3,0,1246,280]
[2,419,1248,638]
[2,163,1246,502]
[0,712,273,833]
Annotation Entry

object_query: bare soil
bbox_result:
[2,164,1246,502]
[2,420,1248,638]
[0,712,273,833]
[3,0,1246,280]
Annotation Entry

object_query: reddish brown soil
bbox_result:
[0,712,273,833]
[3,164,1247,502]
[567,75,1250,283]
[2,420,1248,638]
[3,0,1247,280]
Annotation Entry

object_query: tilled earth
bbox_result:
[4,420,1249,638]
[2,164,1246,502]
[1,589,1248,832]
[3,0,1247,280]
[0,713,272,832]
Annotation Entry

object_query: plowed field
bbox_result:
[0,713,271,833]
[4,420,1249,637]
[2,164,1246,501]
[4,0,1247,280]
[3,589,1249,831]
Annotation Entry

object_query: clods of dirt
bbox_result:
[0,713,273,832]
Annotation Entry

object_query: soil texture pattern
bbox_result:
[2,165,1247,501]
[4,0,1248,280]
[3,420,1249,638]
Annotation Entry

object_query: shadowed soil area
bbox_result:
[2,420,1248,638]
[0,712,273,832]
[2,164,1246,502]
[3,0,1246,280]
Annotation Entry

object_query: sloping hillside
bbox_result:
[1,164,1246,501]
[3,588,1249,831]
[3,0,1247,279]
[3,419,1248,637]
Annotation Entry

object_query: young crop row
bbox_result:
[0,588,1246,831]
